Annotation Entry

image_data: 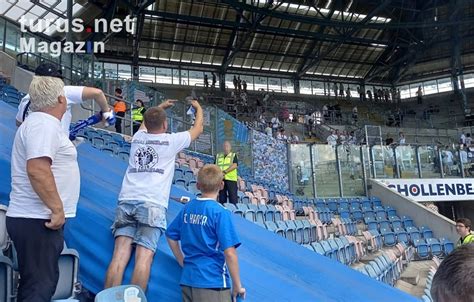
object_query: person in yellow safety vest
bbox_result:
[215,141,238,205]
[132,99,146,134]
[456,218,474,247]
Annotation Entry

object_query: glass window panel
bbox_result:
[423,80,438,95]
[370,145,395,179]
[338,145,365,196]
[395,145,418,178]
[118,64,131,80]
[139,66,155,83]
[93,62,103,80]
[172,69,180,85]
[0,19,4,50]
[400,85,411,99]
[312,145,340,197]
[300,80,312,95]
[103,63,118,79]
[239,75,253,91]
[180,69,189,85]
[281,78,294,93]
[225,73,236,90]
[409,83,422,98]
[268,77,281,92]
[290,144,314,197]
[312,81,325,95]
[254,76,268,91]
[5,21,20,56]
[463,73,474,89]
[419,146,441,178]
[189,70,204,87]
[156,67,172,84]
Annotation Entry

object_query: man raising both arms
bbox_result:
[104,99,204,291]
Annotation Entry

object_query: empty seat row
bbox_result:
[306,236,359,265]
[413,238,454,259]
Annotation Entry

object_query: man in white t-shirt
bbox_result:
[327,130,338,147]
[6,76,80,301]
[265,122,273,136]
[104,99,204,291]
[16,63,114,133]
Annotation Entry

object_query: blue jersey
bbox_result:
[166,198,241,289]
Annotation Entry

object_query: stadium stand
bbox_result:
[1,0,474,300]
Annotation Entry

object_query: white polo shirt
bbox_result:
[118,130,191,208]
[8,112,80,219]
[16,86,85,133]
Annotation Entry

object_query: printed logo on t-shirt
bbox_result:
[129,146,164,174]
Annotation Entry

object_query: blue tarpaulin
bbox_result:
[0,101,419,302]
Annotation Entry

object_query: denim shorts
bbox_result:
[111,200,167,252]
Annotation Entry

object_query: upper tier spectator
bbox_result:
[237,76,242,92]
[327,130,338,147]
[339,83,344,97]
[466,133,472,146]
[367,89,373,102]
[211,72,217,88]
[233,76,238,90]
[265,122,273,136]
[333,83,338,99]
[398,132,406,145]
[271,115,281,132]
[290,132,300,143]
[431,244,474,302]
[460,131,466,145]
[352,106,358,124]
[417,86,423,104]
[346,87,351,100]
[242,80,247,93]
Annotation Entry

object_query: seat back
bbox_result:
[0,205,9,252]
[51,248,80,300]
[95,285,148,302]
[0,255,13,302]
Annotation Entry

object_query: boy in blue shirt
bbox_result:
[166,165,246,302]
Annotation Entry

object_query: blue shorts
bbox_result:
[112,200,167,252]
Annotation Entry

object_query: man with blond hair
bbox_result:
[166,164,246,302]
[7,76,80,301]
[105,99,203,292]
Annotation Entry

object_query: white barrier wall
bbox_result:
[369,179,459,243]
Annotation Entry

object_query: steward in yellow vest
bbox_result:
[132,99,146,134]
[456,218,474,247]
[215,141,238,204]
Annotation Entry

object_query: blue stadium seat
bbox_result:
[315,199,325,208]
[379,220,391,231]
[371,197,382,208]
[0,255,14,302]
[234,204,247,217]
[276,221,295,241]
[302,220,317,242]
[95,285,147,302]
[101,147,114,156]
[402,216,414,228]
[351,209,363,223]
[365,262,382,282]
[248,204,264,223]
[326,199,338,212]
[295,220,311,244]
[334,238,351,265]
[321,240,339,262]
[264,221,285,237]
[438,237,455,255]
[425,238,443,257]
[385,206,397,217]
[117,151,129,162]
[339,208,351,219]
[394,227,410,244]
[390,219,403,230]
[420,226,434,239]
[223,203,237,212]
[380,228,397,247]
[174,179,187,187]
[406,227,422,243]
[413,239,431,259]
[310,242,325,255]
[364,217,378,230]
[244,204,256,222]
[339,236,356,264]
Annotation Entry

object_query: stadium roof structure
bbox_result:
[3,0,474,84]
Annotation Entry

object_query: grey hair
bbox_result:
[28,76,65,112]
